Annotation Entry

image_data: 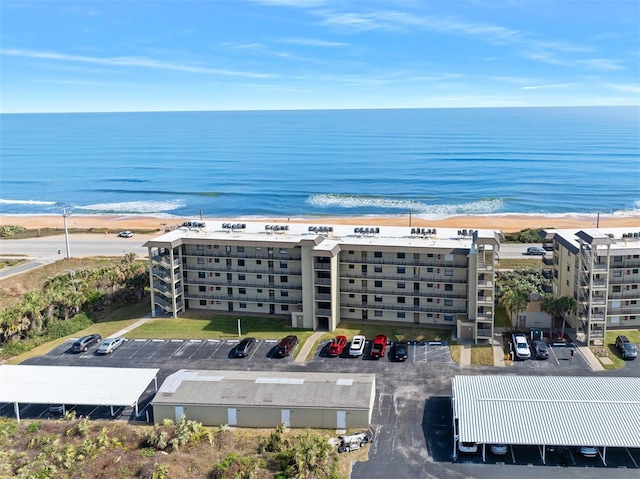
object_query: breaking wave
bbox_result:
[0,198,58,205]
[306,194,504,216]
[74,200,185,214]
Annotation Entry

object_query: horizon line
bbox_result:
[2,104,638,115]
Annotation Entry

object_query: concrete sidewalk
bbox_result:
[294,330,326,363]
[458,339,471,366]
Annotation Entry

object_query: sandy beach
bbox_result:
[1,213,638,233]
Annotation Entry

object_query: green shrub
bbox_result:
[0,225,26,238]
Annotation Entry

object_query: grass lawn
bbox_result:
[470,345,494,366]
[497,258,545,270]
[449,343,461,364]
[494,306,511,328]
[596,329,640,370]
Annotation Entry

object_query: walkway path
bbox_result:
[294,330,326,363]
[458,339,471,366]
[108,314,154,339]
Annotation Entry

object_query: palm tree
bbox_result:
[500,288,530,328]
[541,295,577,339]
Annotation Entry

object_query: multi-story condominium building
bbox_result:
[144,221,502,342]
[543,228,640,346]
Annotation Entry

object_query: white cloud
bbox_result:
[1,48,276,79]
[576,58,625,71]
[605,83,640,94]
[280,37,349,47]
[522,83,576,90]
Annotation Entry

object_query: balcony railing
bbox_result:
[341,302,466,314]
[182,264,302,276]
[184,278,302,290]
[339,272,468,284]
[182,250,301,261]
[184,293,300,304]
[340,258,469,268]
[340,287,466,299]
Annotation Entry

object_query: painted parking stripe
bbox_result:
[206,339,224,359]
[147,340,167,358]
[168,340,188,358]
[187,340,207,359]
[627,448,639,468]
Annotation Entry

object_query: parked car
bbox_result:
[234,337,256,357]
[458,441,478,453]
[490,444,508,455]
[615,335,638,360]
[349,335,366,357]
[392,341,409,362]
[96,337,125,355]
[274,335,298,357]
[531,340,549,359]
[71,334,102,353]
[118,230,134,238]
[327,335,347,356]
[370,334,387,359]
[526,246,546,255]
[511,333,531,360]
[579,446,598,457]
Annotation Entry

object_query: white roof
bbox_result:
[452,375,640,448]
[0,365,158,407]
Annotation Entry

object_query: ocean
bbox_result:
[1,106,639,219]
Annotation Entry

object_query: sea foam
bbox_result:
[74,200,185,214]
[0,198,57,205]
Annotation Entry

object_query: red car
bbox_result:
[370,334,388,359]
[327,335,348,356]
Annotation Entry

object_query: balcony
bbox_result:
[314,263,331,270]
[315,293,332,301]
[477,279,494,288]
[340,258,469,268]
[341,302,466,314]
[477,262,494,271]
[339,271,468,284]
[314,278,331,286]
[340,286,466,299]
[185,293,300,304]
[476,296,494,305]
[184,278,302,290]
[316,308,332,316]
[182,250,301,261]
[182,264,302,276]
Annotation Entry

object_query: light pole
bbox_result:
[237,318,242,337]
[62,207,72,259]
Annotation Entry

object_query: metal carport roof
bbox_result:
[0,365,158,421]
[452,375,640,448]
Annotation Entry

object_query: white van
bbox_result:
[511,333,531,360]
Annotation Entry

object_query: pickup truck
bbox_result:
[370,334,387,359]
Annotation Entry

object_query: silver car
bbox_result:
[96,337,125,354]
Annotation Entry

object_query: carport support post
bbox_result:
[542,445,546,464]
[482,443,486,463]
[14,402,20,423]
[602,446,607,466]
[110,405,114,417]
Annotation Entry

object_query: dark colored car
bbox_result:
[274,335,298,357]
[392,341,408,361]
[235,337,256,358]
[531,340,549,359]
[71,334,102,353]
[526,246,546,255]
[615,335,638,360]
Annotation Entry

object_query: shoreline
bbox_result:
[2,213,639,233]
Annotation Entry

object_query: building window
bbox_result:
[349,264,355,269]
[444,314,453,321]
[280,262,288,268]
[199,286,206,292]
[237,246,244,253]
[256,260,262,265]
[613,285,621,292]
[349,279,355,284]
[238,274,245,281]
[397,312,405,319]
[613,270,622,278]
[374,251,382,258]
[613,256,622,262]
[279,248,288,254]
[213,245,219,249]
[281,276,288,283]
[348,250,354,255]
[444,299,453,306]
[226,246,231,252]
[238,259,245,266]
[427,253,434,258]
[397,252,405,259]
[375,295,383,302]
[445,254,453,262]
[427,298,433,303]
[427,283,433,288]
[397,297,405,304]
[257,274,262,279]
[197,257,205,264]
[215,272,221,277]
[227,273,232,281]
[375,310,383,317]
[214,258,220,263]
[445,268,453,276]
[375,266,382,273]
[239,302,247,308]
[281,291,288,297]
[427,267,433,273]
[349,309,355,312]
[258,303,263,307]
[197,244,204,251]
[239,288,246,294]
[397,266,405,274]
[281,305,289,311]
[198,272,206,278]
[216,286,221,291]
[375,280,383,288]
[397,282,405,289]
[634,269,639,274]
[255,247,261,251]
[444,284,453,291]
[200,300,207,305]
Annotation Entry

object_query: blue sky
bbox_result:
[1,0,639,113]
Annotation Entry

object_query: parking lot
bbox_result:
[9,336,640,479]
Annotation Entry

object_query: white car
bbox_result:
[458,441,478,453]
[490,444,508,455]
[96,337,125,354]
[511,333,531,360]
[349,335,366,357]
[579,446,598,457]
[118,231,134,238]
